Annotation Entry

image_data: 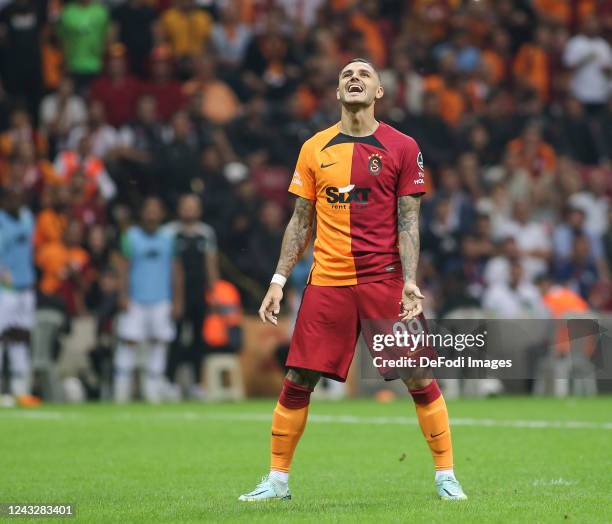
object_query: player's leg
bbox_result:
[188,303,207,398]
[114,303,145,402]
[239,284,359,502]
[356,278,466,500]
[164,316,184,387]
[403,372,466,500]
[143,339,167,403]
[0,336,4,395]
[5,291,35,397]
[6,328,32,396]
[114,340,137,402]
[239,367,319,502]
[270,368,319,479]
[144,301,174,403]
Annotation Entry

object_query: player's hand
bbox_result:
[172,300,184,321]
[399,281,424,321]
[118,294,130,312]
[0,271,11,287]
[258,284,283,325]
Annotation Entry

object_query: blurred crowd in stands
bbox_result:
[0,0,612,399]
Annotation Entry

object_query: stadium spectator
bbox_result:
[513,25,552,103]
[34,184,69,249]
[553,205,607,277]
[506,121,557,178]
[141,45,186,122]
[36,219,90,316]
[66,101,121,161]
[110,0,158,78]
[241,9,301,101]
[554,233,600,300]
[550,97,600,165]
[494,200,551,280]
[568,169,610,237]
[54,132,117,202]
[84,224,118,311]
[39,76,88,155]
[380,48,424,116]
[247,200,285,285]
[90,45,142,128]
[0,0,46,118]
[563,15,612,113]
[183,55,240,125]
[6,141,54,202]
[422,198,462,275]
[0,108,47,160]
[482,261,547,317]
[157,110,202,207]
[58,0,110,90]
[116,95,164,202]
[160,0,212,61]
[211,1,252,70]
[403,91,455,169]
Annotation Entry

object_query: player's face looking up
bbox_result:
[337,61,383,108]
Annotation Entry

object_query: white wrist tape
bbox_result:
[271,273,287,288]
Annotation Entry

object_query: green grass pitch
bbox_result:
[1,397,611,523]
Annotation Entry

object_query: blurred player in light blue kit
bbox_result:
[114,197,184,403]
[0,185,35,397]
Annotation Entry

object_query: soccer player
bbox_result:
[239,59,467,501]
[0,186,36,397]
[165,194,219,397]
[114,197,184,403]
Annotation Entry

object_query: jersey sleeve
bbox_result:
[288,141,316,200]
[397,138,427,197]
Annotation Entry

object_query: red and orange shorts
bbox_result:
[287,278,433,382]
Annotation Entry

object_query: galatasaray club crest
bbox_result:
[368,153,383,176]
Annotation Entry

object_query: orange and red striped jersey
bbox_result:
[288,122,426,286]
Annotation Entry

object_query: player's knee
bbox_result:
[401,366,434,390]
[146,345,167,375]
[403,376,434,390]
[114,341,137,370]
[286,368,321,389]
[8,347,30,374]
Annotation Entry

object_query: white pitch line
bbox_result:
[200,412,612,430]
[1,410,611,430]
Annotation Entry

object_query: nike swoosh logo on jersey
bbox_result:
[320,162,338,168]
[431,430,446,438]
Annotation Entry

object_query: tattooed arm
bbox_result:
[398,194,425,320]
[258,196,315,324]
[275,197,316,277]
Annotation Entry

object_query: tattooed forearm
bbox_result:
[275,197,315,277]
[397,195,421,283]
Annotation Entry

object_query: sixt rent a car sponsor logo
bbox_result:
[325,184,371,208]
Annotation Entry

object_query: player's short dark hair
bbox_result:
[340,58,379,78]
